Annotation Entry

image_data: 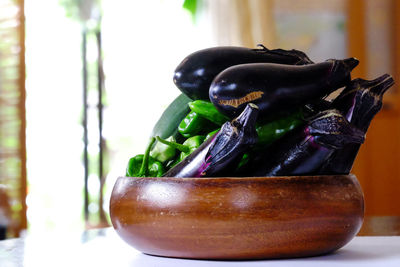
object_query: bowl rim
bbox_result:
[117,173,356,181]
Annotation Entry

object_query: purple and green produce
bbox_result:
[126,45,395,178]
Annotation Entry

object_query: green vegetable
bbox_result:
[156,135,205,162]
[126,155,164,177]
[151,94,192,139]
[256,111,303,146]
[178,111,208,138]
[205,129,220,140]
[156,136,190,153]
[126,137,164,177]
[188,100,229,125]
[237,153,249,170]
[150,136,177,163]
[163,103,259,178]
[179,135,205,161]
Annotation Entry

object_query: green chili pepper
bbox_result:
[178,111,209,138]
[156,136,190,153]
[165,158,178,169]
[256,111,303,146]
[188,100,229,125]
[126,137,165,177]
[205,128,220,140]
[150,136,177,163]
[237,153,249,170]
[126,155,164,177]
[179,135,205,161]
[156,135,205,162]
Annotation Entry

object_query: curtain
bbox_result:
[207,0,276,48]
[0,0,26,238]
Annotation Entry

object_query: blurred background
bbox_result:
[0,0,399,239]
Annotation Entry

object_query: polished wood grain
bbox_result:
[110,175,364,260]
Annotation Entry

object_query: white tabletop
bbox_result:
[1,228,400,267]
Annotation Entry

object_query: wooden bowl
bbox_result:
[110,175,364,260]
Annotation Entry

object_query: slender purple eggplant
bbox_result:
[241,109,365,176]
[318,74,394,174]
[332,74,394,131]
[173,45,313,100]
[209,58,359,119]
[163,103,259,178]
[303,98,332,116]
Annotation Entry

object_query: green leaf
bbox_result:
[183,0,197,19]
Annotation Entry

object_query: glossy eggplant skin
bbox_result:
[318,74,395,174]
[210,58,359,119]
[332,74,394,132]
[163,104,259,178]
[173,45,313,100]
[241,110,365,177]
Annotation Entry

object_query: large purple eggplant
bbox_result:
[173,45,313,100]
[163,104,259,178]
[242,110,365,176]
[209,58,359,119]
[318,74,394,174]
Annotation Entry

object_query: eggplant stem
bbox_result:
[342,57,359,70]
[252,44,314,64]
[335,75,394,107]
[155,136,190,153]
[370,75,395,96]
[138,137,156,177]
[256,44,268,51]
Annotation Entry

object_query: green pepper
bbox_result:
[156,135,205,162]
[126,155,164,177]
[188,100,229,125]
[205,128,220,140]
[126,137,165,177]
[156,136,190,153]
[150,136,177,163]
[179,135,205,161]
[256,111,304,146]
[178,111,208,138]
[237,153,249,170]
[234,111,304,172]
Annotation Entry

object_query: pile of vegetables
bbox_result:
[126,45,394,178]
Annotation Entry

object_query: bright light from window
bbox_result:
[25,0,214,235]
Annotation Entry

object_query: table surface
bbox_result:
[1,216,400,267]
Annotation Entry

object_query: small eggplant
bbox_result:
[209,58,359,119]
[331,74,394,131]
[163,103,259,178]
[303,98,332,116]
[318,74,394,174]
[242,109,365,177]
[173,45,313,100]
